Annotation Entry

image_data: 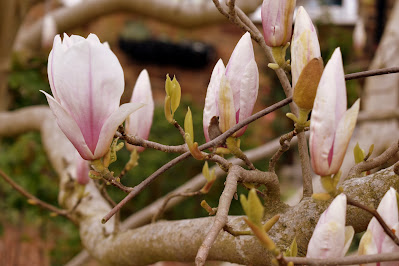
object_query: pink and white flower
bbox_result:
[307,194,354,258]
[358,188,399,265]
[291,6,321,88]
[203,32,258,142]
[309,48,360,176]
[261,0,296,47]
[125,69,154,152]
[42,33,142,160]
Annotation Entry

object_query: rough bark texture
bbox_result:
[0,106,398,265]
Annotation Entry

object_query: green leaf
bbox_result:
[171,76,181,114]
[165,74,173,96]
[284,237,298,257]
[353,142,365,164]
[240,189,264,226]
[202,162,210,182]
[184,107,194,140]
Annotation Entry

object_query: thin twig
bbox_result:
[115,131,187,153]
[225,4,313,198]
[269,130,297,173]
[345,66,399,80]
[0,169,72,219]
[223,224,251,236]
[100,169,133,193]
[346,195,399,246]
[211,0,229,18]
[173,120,186,139]
[95,181,120,233]
[102,97,292,223]
[195,166,239,266]
[347,140,399,179]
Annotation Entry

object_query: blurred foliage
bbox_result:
[0,132,81,265]
[8,55,50,110]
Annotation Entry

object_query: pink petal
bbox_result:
[41,90,94,160]
[261,0,295,47]
[310,48,344,176]
[53,36,124,153]
[76,154,90,185]
[94,103,144,159]
[126,69,154,151]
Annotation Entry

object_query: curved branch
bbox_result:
[14,0,262,52]
[347,140,399,179]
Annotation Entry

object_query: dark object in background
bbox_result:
[119,37,216,69]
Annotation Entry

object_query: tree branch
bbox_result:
[345,66,399,80]
[102,96,293,223]
[14,0,262,52]
[196,165,238,266]
[346,195,399,246]
[347,140,399,179]
[0,169,72,220]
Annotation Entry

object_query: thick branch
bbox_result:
[15,0,262,52]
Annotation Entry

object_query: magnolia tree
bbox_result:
[1,0,399,265]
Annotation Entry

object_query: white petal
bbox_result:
[226,32,255,109]
[47,34,62,102]
[342,226,354,256]
[377,188,399,228]
[358,230,378,258]
[41,90,94,160]
[307,221,346,258]
[203,59,225,142]
[329,99,360,173]
[291,6,321,88]
[236,59,258,137]
[94,103,144,159]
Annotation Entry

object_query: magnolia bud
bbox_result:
[261,0,296,47]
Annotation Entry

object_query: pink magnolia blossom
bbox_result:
[203,32,258,142]
[309,48,360,176]
[125,69,154,152]
[358,188,399,265]
[261,0,296,47]
[307,194,354,258]
[291,6,321,88]
[42,33,142,160]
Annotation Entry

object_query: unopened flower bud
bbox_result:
[261,0,296,47]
